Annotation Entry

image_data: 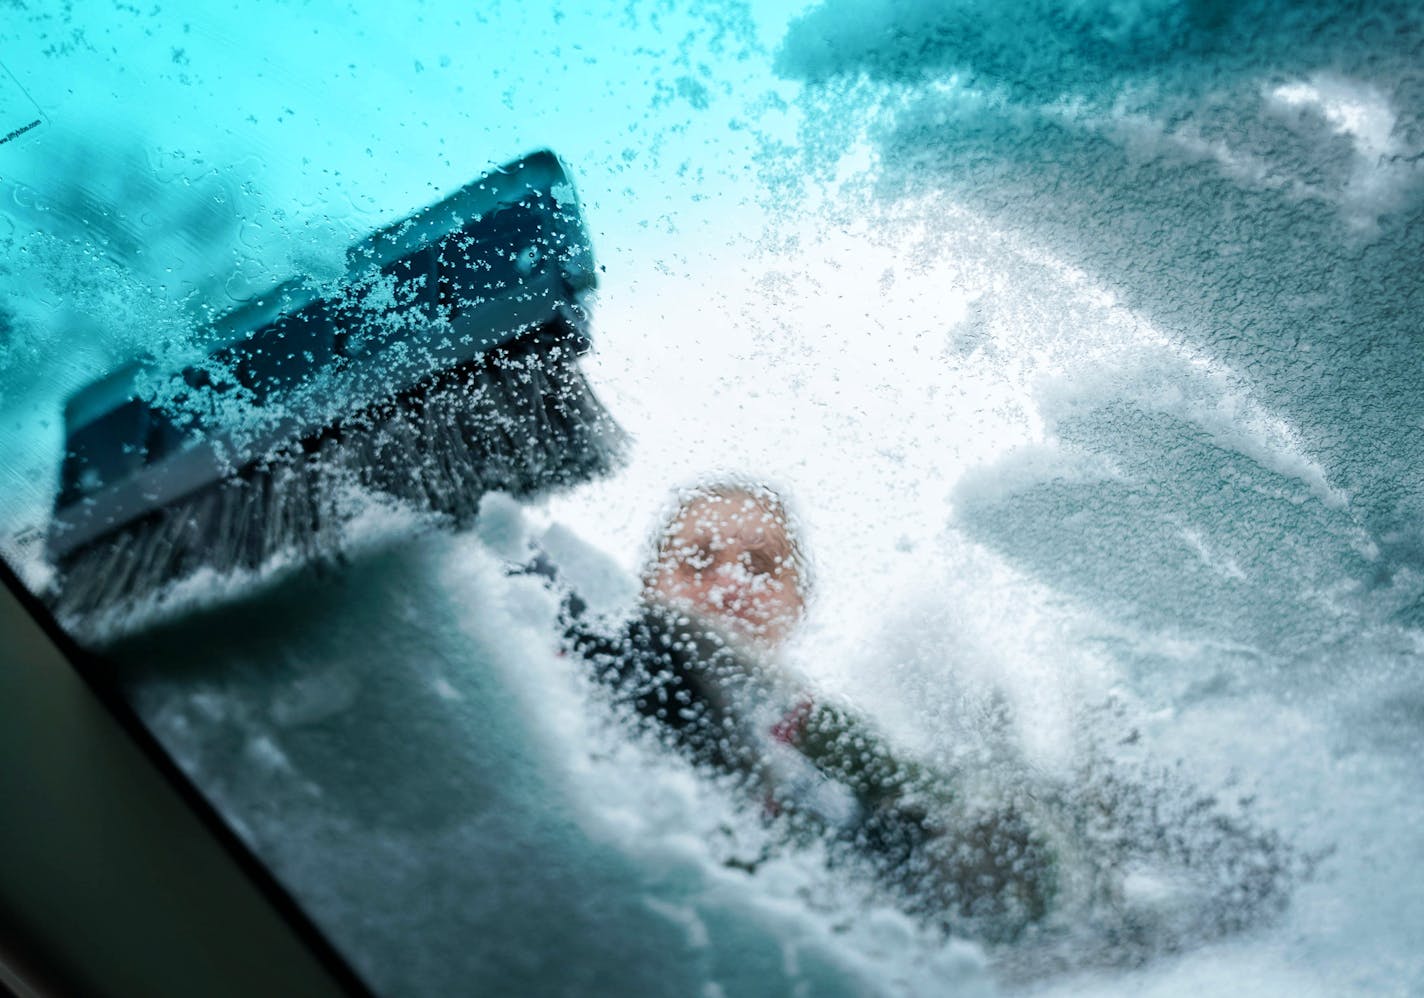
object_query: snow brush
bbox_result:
[46,150,626,618]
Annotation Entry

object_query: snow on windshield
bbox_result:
[1,1,1421,995]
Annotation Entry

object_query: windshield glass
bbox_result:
[2,2,1421,995]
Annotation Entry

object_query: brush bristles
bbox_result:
[52,332,628,618]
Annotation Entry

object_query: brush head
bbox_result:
[48,151,628,618]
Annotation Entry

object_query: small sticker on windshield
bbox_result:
[0,63,44,149]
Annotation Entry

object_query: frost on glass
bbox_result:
[0,1,1421,996]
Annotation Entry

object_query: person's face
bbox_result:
[645,494,804,648]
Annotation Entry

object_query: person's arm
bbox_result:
[777,697,1059,940]
[512,548,642,688]
[782,700,930,812]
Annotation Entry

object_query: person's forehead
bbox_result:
[671,495,786,543]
